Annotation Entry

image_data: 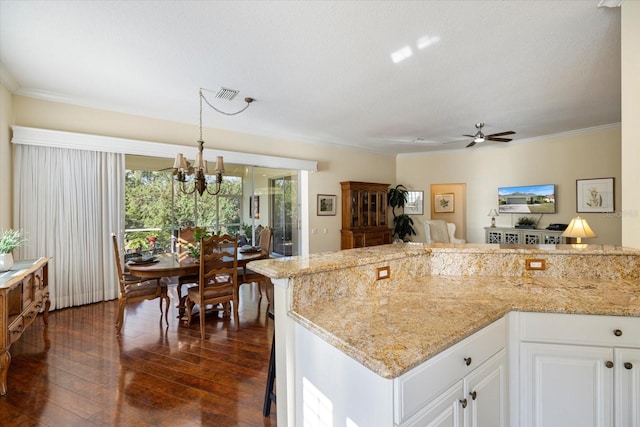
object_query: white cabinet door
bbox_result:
[615,348,640,427]
[402,380,465,427]
[403,350,507,427]
[521,342,614,427]
[466,350,507,427]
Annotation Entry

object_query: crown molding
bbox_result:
[11,126,318,172]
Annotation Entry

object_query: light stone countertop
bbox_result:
[248,243,640,379]
[291,274,640,379]
[248,243,640,279]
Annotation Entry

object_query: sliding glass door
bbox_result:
[124,159,300,257]
[270,173,299,257]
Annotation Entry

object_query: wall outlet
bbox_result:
[526,259,546,270]
[376,266,390,280]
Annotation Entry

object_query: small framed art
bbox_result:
[317,194,337,216]
[434,193,455,213]
[576,177,614,213]
[405,191,424,215]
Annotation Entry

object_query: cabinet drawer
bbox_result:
[364,232,385,246]
[520,312,640,348]
[8,317,24,345]
[394,317,506,424]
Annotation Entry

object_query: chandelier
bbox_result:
[173,88,254,196]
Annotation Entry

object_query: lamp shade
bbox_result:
[562,216,596,243]
[214,156,225,174]
[173,153,185,169]
[488,209,499,217]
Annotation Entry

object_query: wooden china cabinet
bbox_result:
[340,181,392,249]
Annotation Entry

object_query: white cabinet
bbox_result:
[521,342,613,427]
[403,380,464,427]
[518,312,640,427]
[484,227,565,244]
[404,350,507,427]
[466,350,507,427]
[395,319,507,427]
[615,348,640,427]
[293,318,507,427]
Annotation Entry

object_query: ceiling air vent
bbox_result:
[215,87,239,101]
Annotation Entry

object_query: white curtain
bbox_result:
[13,144,124,310]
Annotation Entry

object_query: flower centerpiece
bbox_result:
[186,228,212,259]
[0,229,27,272]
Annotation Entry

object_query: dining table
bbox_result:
[126,250,268,319]
[126,250,267,279]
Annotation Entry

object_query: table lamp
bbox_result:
[488,209,499,228]
[561,216,596,243]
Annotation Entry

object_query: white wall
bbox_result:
[621,1,640,249]
[397,126,622,245]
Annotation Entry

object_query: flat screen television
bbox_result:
[498,184,556,214]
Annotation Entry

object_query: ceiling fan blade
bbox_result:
[462,134,475,138]
[466,141,476,148]
[488,137,512,142]
[487,131,515,138]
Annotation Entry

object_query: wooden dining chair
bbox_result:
[242,226,273,301]
[185,234,239,339]
[111,234,169,336]
[176,226,203,316]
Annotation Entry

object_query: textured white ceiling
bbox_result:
[0,1,621,155]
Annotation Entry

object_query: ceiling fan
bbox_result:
[463,123,515,148]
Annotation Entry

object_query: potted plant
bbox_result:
[388,185,417,242]
[126,236,149,254]
[0,229,27,272]
[515,216,537,229]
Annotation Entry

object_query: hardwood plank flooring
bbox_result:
[0,283,277,426]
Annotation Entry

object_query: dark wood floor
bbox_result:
[0,283,277,426]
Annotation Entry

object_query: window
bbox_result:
[124,169,242,254]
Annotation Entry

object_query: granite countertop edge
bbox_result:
[288,275,640,379]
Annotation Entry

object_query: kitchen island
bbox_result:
[248,243,640,426]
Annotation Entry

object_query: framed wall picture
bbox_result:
[434,193,455,213]
[317,194,337,216]
[576,177,614,213]
[405,191,424,215]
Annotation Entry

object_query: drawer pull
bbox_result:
[459,398,468,408]
[624,362,633,370]
[614,329,623,337]
[470,391,477,400]
[464,357,472,366]
[605,361,614,368]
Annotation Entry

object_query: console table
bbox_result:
[484,227,565,244]
[0,257,50,395]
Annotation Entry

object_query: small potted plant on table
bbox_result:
[0,229,27,272]
[515,217,537,229]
